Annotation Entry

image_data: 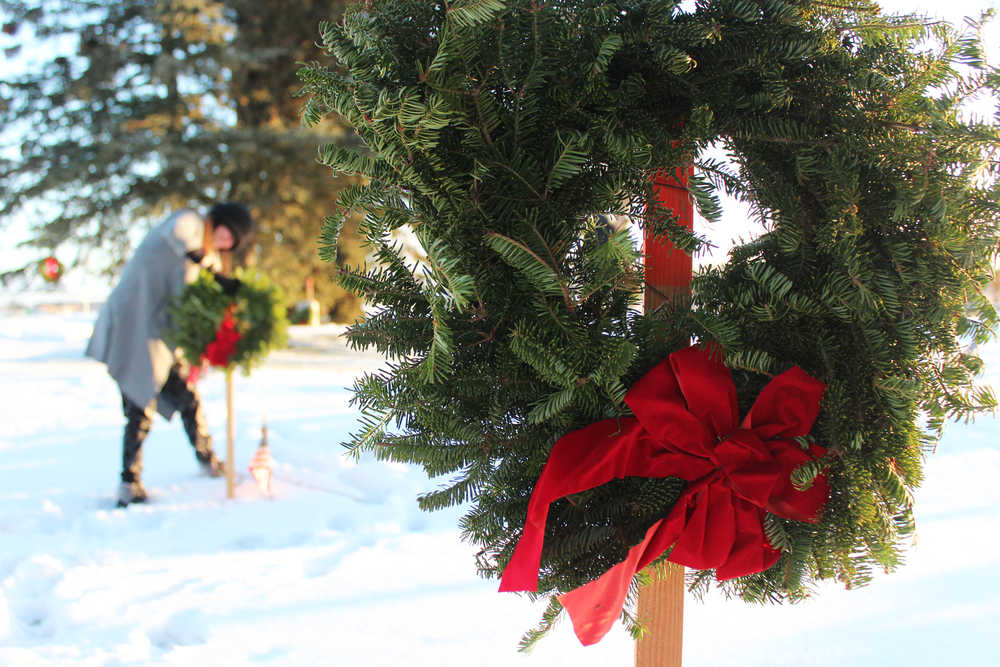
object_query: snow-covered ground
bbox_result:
[1,310,999,666]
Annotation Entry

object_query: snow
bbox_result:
[1,310,999,666]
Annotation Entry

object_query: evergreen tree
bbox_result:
[301,0,1000,644]
[0,0,364,321]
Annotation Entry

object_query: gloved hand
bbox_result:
[213,273,242,296]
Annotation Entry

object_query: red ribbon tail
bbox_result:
[559,517,679,646]
[558,558,639,646]
[497,528,547,592]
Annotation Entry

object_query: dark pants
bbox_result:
[121,363,215,483]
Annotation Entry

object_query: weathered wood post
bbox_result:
[221,249,237,500]
[225,367,236,499]
[635,167,693,667]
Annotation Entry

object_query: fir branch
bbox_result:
[485,231,573,310]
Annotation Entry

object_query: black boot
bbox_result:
[117,480,148,507]
[163,364,224,477]
[198,453,226,478]
[180,394,224,477]
[120,395,153,506]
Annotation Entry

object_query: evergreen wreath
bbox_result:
[167,268,289,374]
[299,0,1000,644]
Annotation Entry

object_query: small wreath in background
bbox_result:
[39,256,63,284]
[166,268,289,375]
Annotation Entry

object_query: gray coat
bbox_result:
[86,209,216,419]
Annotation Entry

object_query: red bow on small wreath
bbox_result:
[499,345,829,645]
[40,256,63,283]
[204,308,241,367]
[187,308,242,383]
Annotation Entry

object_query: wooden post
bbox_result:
[225,367,236,499]
[635,167,693,667]
[305,275,321,326]
[643,169,693,311]
[635,564,685,667]
[218,246,238,500]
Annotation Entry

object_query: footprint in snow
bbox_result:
[2,554,67,638]
[147,608,210,648]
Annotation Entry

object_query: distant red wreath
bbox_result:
[40,256,63,283]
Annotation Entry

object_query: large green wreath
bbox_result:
[166,268,289,374]
[300,0,1000,644]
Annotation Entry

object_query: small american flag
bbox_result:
[249,420,273,494]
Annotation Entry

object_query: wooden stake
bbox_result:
[635,563,685,667]
[221,245,236,499]
[225,367,236,499]
[635,167,694,667]
[305,275,321,326]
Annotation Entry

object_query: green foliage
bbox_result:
[232,267,291,373]
[166,269,288,375]
[300,0,1000,644]
[165,272,235,370]
[0,0,366,322]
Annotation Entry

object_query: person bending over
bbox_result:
[86,202,255,507]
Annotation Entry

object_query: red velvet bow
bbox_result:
[203,308,242,368]
[498,345,829,645]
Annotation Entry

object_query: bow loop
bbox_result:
[669,344,740,439]
[741,365,826,439]
[763,439,830,523]
[625,356,714,458]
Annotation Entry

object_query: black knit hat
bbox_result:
[208,202,255,252]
